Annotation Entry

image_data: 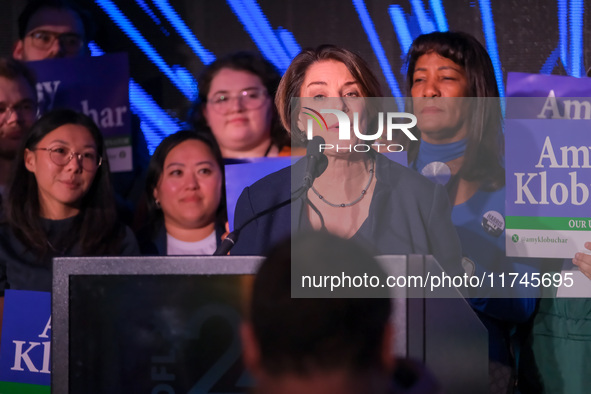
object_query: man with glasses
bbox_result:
[12,0,150,227]
[0,58,37,204]
[12,0,93,61]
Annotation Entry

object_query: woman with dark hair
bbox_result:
[406,31,536,393]
[138,130,226,255]
[406,31,504,190]
[0,108,139,292]
[190,52,290,158]
[231,45,464,279]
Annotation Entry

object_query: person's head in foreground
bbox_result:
[6,108,119,256]
[144,130,226,252]
[13,0,94,61]
[406,31,504,189]
[191,52,288,158]
[241,231,395,394]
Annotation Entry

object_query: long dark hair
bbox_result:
[6,109,123,258]
[144,130,227,236]
[406,31,505,190]
[190,52,289,152]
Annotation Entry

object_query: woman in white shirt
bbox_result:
[138,130,226,255]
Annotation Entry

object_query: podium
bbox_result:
[52,255,487,393]
[379,255,488,394]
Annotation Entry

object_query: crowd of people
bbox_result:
[0,0,590,393]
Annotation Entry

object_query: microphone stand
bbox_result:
[214,137,327,255]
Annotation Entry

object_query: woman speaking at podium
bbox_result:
[231,45,463,278]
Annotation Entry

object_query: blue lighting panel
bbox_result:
[150,0,216,65]
[540,46,561,74]
[389,5,413,55]
[478,0,505,97]
[410,0,436,34]
[135,0,163,26]
[568,0,584,77]
[558,0,568,73]
[130,79,183,154]
[95,0,195,100]
[429,0,449,32]
[276,27,301,60]
[227,0,293,72]
[352,0,403,104]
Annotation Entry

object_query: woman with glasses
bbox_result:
[137,130,227,255]
[0,109,139,293]
[190,52,290,158]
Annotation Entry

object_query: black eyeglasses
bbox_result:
[34,147,102,171]
[26,30,84,55]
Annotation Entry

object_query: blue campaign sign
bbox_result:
[506,72,591,119]
[0,290,51,390]
[507,72,591,98]
[505,73,591,258]
[26,53,132,172]
[506,118,591,218]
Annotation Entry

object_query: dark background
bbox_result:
[1,0,589,145]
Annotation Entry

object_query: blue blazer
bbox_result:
[232,152,464,277]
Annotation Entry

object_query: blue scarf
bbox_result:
[412,139,467,173]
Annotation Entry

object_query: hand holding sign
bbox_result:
[573,242,591,280]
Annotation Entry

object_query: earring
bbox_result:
[155,199,161,209]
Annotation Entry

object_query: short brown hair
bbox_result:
[0,57,36,93]
[275,45,382,141]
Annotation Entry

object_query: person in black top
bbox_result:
[0,109,139,294]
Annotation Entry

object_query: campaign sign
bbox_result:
[0,290,51,393]
[27,53,132,172]
[505,72,591,258]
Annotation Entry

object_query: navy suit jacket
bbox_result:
[232,152,463,276]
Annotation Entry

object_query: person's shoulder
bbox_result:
[117,224,141,256]
[0,222,12,246]
[375,153,438,191]
[136,224,165,256]
[241,158,304,197]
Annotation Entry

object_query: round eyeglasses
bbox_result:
[34,147,102,171]
[26,30,84,55]
[207,88,268,114]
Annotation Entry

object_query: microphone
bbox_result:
[303,136,328,189]
[213,231,238,256]
[214,137,328,256]
[213,192,298,255]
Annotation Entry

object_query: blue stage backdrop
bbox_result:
[4,0,589,153]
